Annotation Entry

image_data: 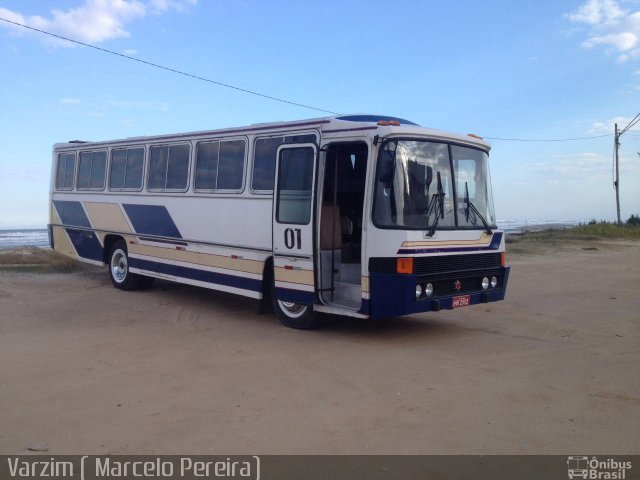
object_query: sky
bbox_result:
[1,0,639,228]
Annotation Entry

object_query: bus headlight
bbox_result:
[481,277,489,290]
[425,283,434,297]
[491,276,498,288]
[415,284,423,299]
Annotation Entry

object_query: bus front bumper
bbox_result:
[365,267,510,320]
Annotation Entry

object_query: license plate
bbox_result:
[452,295,471,308]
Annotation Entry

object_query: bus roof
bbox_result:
[53,114,491,151]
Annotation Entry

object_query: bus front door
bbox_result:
[272,144,318,306]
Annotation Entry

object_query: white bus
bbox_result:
[49,114,509,329]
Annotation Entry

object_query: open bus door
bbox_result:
[271,143,318,328]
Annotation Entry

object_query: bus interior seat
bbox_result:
[320,203,342,250]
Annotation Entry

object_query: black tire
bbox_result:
[139,276,156,290]
[271,276,319,329]
[108,240,142,291]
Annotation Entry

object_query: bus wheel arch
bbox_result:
[103,234,123,265]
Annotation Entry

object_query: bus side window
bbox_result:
[252,134,316,192]
[197,140,246,191]
[217,140,245,190]
[149,144,190,190]
[124,148,144,189]
[166,144,190,190]
[78,151,107,190]
[110,147,144,190]
[276,147,314,225]
[56,152,76,190]
[91,151,107,189]
[195,141,220,190]
[110,149,127,189]
[252,137,283,191]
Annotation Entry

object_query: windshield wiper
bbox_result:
[425,172,445,237]
[464,181,493,235]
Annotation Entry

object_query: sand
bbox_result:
[0,242,638,454]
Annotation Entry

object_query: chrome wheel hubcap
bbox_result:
[278,300,307,318]
[111,249,128,283]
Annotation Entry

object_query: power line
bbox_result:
[483,133,613,142]
[619,113,640,135]
[0,16,339,115]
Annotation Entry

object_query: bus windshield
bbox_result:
[373,139,496,230]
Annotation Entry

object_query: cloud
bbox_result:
[524,152,611,180]
[567,0,640,62]
[60,98,82,104]
[148,0,197,13]
[0,0,197,45]
[567,0,625,25]
[589,116,640,133]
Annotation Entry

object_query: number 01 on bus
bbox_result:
[48,115,509,329]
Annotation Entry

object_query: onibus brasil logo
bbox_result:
[567,456,632,479]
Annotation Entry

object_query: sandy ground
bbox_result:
[0,243,638,455]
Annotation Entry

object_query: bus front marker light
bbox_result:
[397,257,413,274]
[482,277,489,290]
[415,284,423,299]
[425,282,434,297]
[491,276,498,288]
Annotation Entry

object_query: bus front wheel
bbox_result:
[271,283,318,329]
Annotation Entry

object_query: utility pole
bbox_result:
[614,123,621,226]
[613,113,640,226]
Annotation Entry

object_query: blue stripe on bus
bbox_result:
[65,228,103,262]
[54,200,92,228]
[129,257,261,293]
[123,204,182,239]
[275,287,315,306]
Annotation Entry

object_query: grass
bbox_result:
[506,223,640,256]
[0,247,92,273]
[569,223,640,239]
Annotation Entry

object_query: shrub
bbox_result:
[627,214,640,226]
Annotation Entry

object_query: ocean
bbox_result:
[0,220,583,251]
[0,229,50,250]
[496,219,584,234]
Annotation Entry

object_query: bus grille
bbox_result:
[428,270,503,296]
[413,252,502,275]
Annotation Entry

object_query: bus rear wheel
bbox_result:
[109,240,144,291]
[271,282,318,329]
